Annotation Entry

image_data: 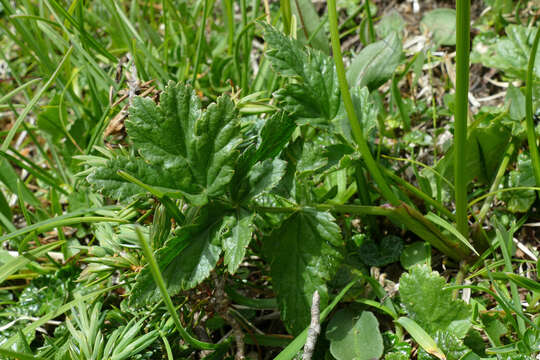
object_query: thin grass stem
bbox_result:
[135,227,222,350]
[364,0,375,43]
[454,0,471,238]
[1,47,73,152]
[327,0,399,206]
[525,26,540,187]
[191,0,210,84]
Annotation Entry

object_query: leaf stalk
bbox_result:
[326,0,399,206]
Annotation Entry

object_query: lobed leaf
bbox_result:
[399,265,471,338]
[263,23,341,125]
[89,82,243,206]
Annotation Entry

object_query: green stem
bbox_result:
[364,0,375,43]
[383,168,454,220]
[454,0,471,238]
[280,0,292,34]
[327,0,399,206]
[240,0,249,93]
[254,204,394,216]
[452,260,468,299]
[525,26,540,188]
[224,0,234,56]
[135,227,221,350]
[391,74,411,131]
[191,0,210,84]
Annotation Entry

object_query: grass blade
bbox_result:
[134,227,221,350]
[1,47,73,152]
[525,26,540,187]
[425,212,478,255]
[0,349,44,360]
[0,206,122,242]
[327,0,399,206]
[0,241,64,284]
[454,0,471,238]
[490,272,540,293]
[0,78,41,105]
[396,317,446,360]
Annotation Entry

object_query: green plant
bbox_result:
[0,1,539,359]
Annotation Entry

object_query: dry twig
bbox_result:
[302,291,320,360]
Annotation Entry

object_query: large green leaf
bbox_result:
[346,32,402,91]
[399,265,471,338]
[89,82,243,206]
[326,309,384,360]
[230,112,293,203]
[131,205,225,305]
[263,24,341,125]
[264,209,343,335]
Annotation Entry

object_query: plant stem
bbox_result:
[525,26,540,188]
[364,0,375,43]
[224,0,234,56]
[254,204,394,216]
[135,227,221,350]
[191,0,210,84]
[240,0,249,93]
[327,0,399,206]
[391,74,411,131]
[454,0,471,238]
[280,0,292,34]
[383,168,454,220]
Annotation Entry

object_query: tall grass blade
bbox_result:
[0,241,64,284]
[426,212,478,255]
[454,0,471,237]
[134,227,221,350]
[396,317,446,360]
[1,47,73,152]
[525,27,540,187]
[327,0,399,206]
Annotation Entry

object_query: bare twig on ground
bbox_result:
[302,290,321,360]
